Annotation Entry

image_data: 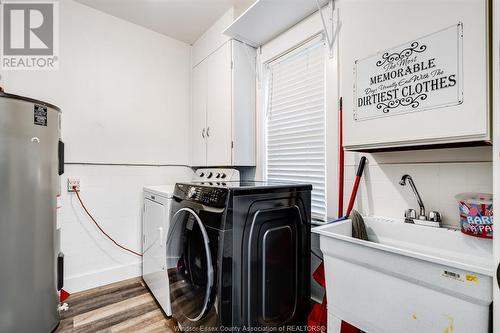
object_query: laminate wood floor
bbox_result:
[55,277,177,333]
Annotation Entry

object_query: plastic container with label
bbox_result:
[455,192,493,239]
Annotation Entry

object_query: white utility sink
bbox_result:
[313,216,493,333]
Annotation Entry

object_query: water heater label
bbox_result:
[34,104,48,126]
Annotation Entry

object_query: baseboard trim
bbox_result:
[64,262,142,293]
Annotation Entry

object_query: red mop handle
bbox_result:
[345,156,367,218]
[338,98,344,218]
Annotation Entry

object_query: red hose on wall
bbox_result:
[73,186,143,257]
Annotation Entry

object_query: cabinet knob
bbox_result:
[202,128,206,138]
[206,127,211,138]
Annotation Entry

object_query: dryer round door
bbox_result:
[166,207,214,322]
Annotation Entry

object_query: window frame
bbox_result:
[262,34,328,222]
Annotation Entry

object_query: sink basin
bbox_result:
[313,216,493,333]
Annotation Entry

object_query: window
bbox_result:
[264,37,326,222]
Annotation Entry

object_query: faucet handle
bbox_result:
[404,209,416,223]
[428,211,441,223]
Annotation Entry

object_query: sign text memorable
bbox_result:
[354,23,463,121]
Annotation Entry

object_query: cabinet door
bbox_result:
[340,0,490,150]
[191,61,207,166]
[207,41,233,166]
[232,40,256,166]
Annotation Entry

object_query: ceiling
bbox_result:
[74,0,255,44]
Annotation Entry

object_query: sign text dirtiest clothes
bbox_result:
[354,23,463,121]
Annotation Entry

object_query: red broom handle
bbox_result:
[338,98,344,218]
[345,178,360,218]
[345,156,367,218]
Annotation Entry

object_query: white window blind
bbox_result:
[264,37,326,222]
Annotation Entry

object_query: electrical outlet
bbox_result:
[67,178,80,192]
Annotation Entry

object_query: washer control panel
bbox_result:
[194,168,240,182]
[178,184,228,208]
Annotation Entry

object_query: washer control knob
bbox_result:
[206,172,213,178]
[220,173,227,179]
[199,172,205,177]
[216,173,221,178]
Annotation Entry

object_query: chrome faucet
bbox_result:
[399,174,426,220]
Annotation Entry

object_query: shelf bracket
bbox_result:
[316,0,338,58]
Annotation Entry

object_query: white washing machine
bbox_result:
[142,185,175,316]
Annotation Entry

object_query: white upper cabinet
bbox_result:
[191,61,208,166]
[339,0,491,151]
[191,39,256,167]
[206,42,233,166]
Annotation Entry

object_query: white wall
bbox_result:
[191,7,235,67]
[232,0,256,18]
[0,0,194,292]
[256,6,493,228]
[344,149,492,227]
[1,0,191,165]
[60,165,192,292]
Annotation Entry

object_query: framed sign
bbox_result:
[354,23,463,121]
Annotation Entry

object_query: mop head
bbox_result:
[350,210,368,240]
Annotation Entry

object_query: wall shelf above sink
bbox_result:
[223,0,329,47]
